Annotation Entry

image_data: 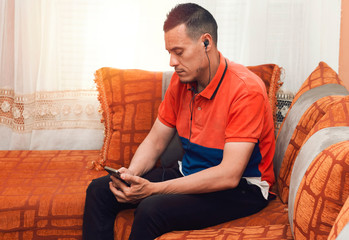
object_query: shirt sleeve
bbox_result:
[157,78,178,128]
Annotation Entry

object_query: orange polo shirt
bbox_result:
[158,53,275,198]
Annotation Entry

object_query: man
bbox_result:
[83,3,275,240]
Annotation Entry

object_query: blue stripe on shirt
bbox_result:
[179,136,262,177]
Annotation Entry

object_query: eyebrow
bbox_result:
[168,47,184,53]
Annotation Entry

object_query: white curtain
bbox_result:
[0,0,341,150]
[219,0,341,93]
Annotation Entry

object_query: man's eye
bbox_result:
[175,51,183,56]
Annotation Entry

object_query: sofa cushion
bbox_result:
[114,196,289,240]
[288,98,349,239]
[328,196,349,240]
[291,141,349,239]
[0,150,105,240]
[247,64,283,122]
[93,68,163,169]
[306,96,349,135]
[277,95,344,203]
[94,64,282,170]
[274,61,349,203]
[156,224,292,240]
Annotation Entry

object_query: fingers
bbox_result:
[109,181,128,203]
[110,172,138,187]
[109,174,151,203]
[109,180,141,204]
[117,167,128,174]
[121,173,138,184]
[118,167,135,176]
[110,175,130,192]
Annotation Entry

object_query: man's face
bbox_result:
[165,24,206,83]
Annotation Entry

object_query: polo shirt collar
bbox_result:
[187,52,228,100]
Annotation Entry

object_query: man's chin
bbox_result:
[178,76,195,83]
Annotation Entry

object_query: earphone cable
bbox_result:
[188,93,196,148]
[205,49,211,85]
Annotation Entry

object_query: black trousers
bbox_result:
[82,167,268,240]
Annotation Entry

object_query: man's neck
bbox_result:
[197,51,220,93]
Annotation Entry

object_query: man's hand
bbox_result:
[109,172,153,204]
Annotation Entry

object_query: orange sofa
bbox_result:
[1,62,349,240]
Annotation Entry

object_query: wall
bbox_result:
[339,0,349,90]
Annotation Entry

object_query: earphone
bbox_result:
[204,39,209,49]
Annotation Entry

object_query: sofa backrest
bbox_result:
[287,97,349,239]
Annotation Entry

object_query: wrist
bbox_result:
[150,182,163,195]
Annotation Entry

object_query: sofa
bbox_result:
[0,61,349,240]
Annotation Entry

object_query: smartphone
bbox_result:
[104,166,130,187]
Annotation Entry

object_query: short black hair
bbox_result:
[163,3,218,45]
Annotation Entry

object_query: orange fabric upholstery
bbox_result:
[157,224,293,240]
[276,61,348,203]
[277,95,344,203]
[93,68,163,170]
[306,96,349,136]
[289,62,344,109]
[328,196,349,240]
[291,98,349,239]
[293,141,349,239]
[247,64,283,122]
[0,150,106,240]
[276,61,345,141]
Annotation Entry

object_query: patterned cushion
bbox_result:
[277,95,344,203]
[247,64,283,122]
[306,96,349,135]
[292,141,349,239]
[94,64,282,170]
[93,68,163,169]
[0,150,106,240]
[288,98,349,238]
[274,61,348,202]
[328,196,349,240]
[291,62,344,106]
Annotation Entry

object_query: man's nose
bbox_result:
[169,54,179,67]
